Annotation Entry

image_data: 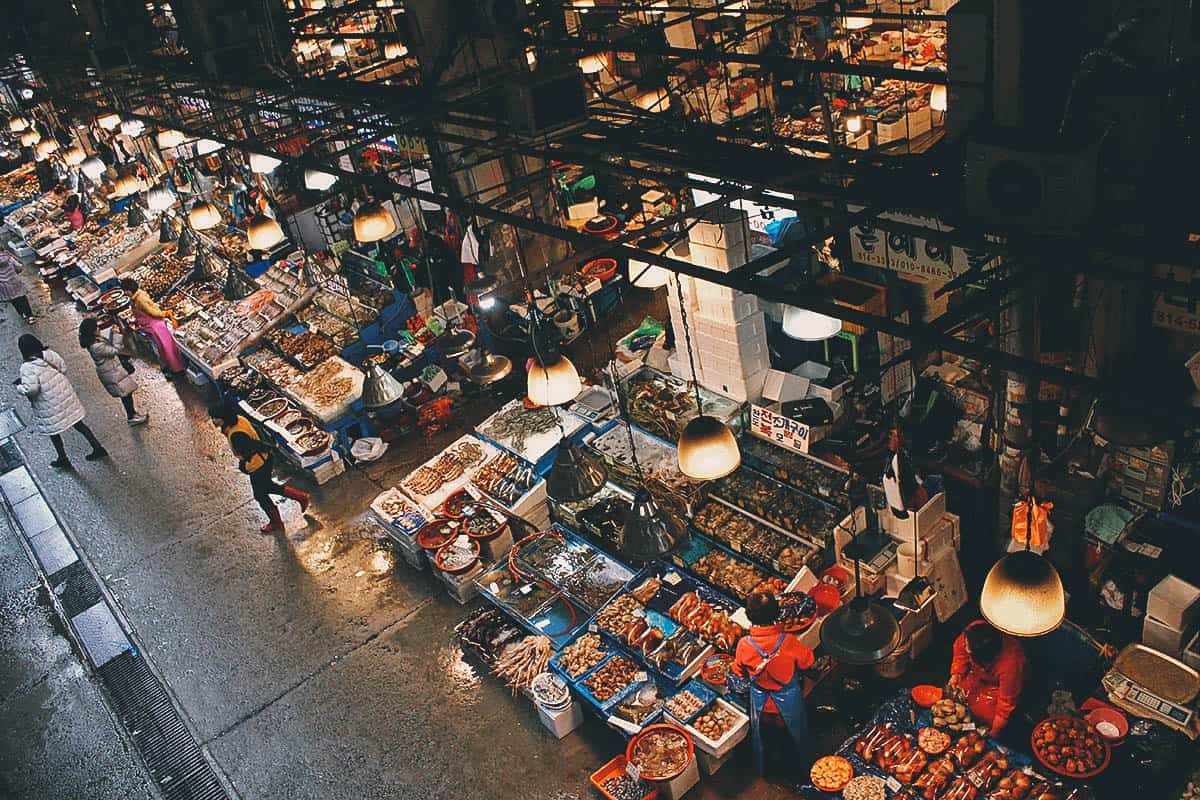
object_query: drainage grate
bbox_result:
[97,651,229,800]
[51,560,104,618]
[0,438,22,472]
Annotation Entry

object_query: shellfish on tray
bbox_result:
[257,397,290,419]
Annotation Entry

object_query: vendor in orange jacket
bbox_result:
[949,620,1026,736]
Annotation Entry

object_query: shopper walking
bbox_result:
[732,591,815,783]
[209,403,309,534]
[15,334,107,469]
[118,278,186,376]
[0,249,34,324]
[78,318,148,425]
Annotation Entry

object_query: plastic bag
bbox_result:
[1011,496,1053,547]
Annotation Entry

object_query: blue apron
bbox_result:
[747,633,809,775]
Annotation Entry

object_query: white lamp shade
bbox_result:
[188,201,222,230]
[246,215,285,250]
[930,84,947,112]
[527,355,582,406]
[782,305,842,341]
[845,113,863,133]
[353,203,396,242]
[677,415,741,480]
[196,138,224,155]
[156,129,186,148]
[120,118,145,137]
[35,138,58,158]
[578,54,606,74]
[80,156,106,180]
[330,39,349,58]
[146,183,175,212]
[304,169,338,191]
[62,146,86,167]
[20,130,40,147]
[630,260,671,289]
[112,173,145,198]
[307,0,326,8]
[377,0,395,7]
[97,113,122,131]
[844,15,873,29]
[980,550,1065,637]
[8,117,28,133]
[384,42,408,59]
[248,152,282,173]
[635,89,668,112]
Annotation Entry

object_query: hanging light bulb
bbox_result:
[981,550,1065,637]
[546,438,608,502]
[678,415,741,480]
[307,0,326,8]
[196,138,224,155]
[722,0,745,15]
[62,146,86,167]
[97,112,122,131]
[8,117,28,133]
[573,0,594,10]
[377,0,395,7]
[188,200,222,230]
[304,168,338,191]
[248,152,282,173]
[246,214,285,250]
[20,129,40,147]
[620,489,686,561]
[146,182,175,212]
[329,38,349,58]
[156,128,186,148]
[782,305,842,341]
[353,202,396,242]
[525,46,537,70]
[384,42,408,59]
[80,156,106,181]
[35,138,59,159]
[120,118,145,137]
[845,107,864,133]
[578,54,606,74]
[930,84,947,113]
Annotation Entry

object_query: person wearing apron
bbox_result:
[733,592,815,780]
[949,620,1026,737]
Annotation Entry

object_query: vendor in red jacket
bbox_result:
[949,620,1026,736]
[732,591,815,777]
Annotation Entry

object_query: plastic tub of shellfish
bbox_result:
[682,697,749,758]
[662,680,717,726]
[589,755,658,800]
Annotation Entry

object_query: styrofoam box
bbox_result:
[689,240,749,273]
[907,106,933,138]
[1143,614,1193,656]
[689,210,749,249]
[668,350,701,382]
[685,697,749,757]
[881,492,949,542]
[695,310,767,344]
[566,198,599,220]
[654,752,700,800]
[703,367,768,404]
[694,293,761,326]
[696,333,769,373]
[537,699,584,739]
[1148,575,1200,630]
[887,512,961,560]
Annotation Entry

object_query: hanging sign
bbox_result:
[848,206,998,282]
[748,404,830,454]
[1152,263,1200,334]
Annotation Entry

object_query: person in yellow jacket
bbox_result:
[210,403,309,533]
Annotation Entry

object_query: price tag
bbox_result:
[588,623,597,633]
[663,572,682,586]
[519,584,533,595]
[962,722,977,731]
[455,534,470,547]
[625,761,640,781]
[635,671,648,682]
[1141,543,1163,558]
[488,582,500,595]
[885,777,902,792]
[534,618,551,630]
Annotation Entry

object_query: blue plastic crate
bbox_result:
[663,680,717,725]
[549,628,614,682]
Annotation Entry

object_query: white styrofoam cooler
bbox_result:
[702,366,768,403]
[689,210,749,249]
[688,240,749,272]
[1148,576,1200,630]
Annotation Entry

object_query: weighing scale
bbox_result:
[1102,644,1199,738]
[571,387,617,427]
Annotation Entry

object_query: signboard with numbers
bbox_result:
[848,206,998,282]
[1152,263,1200,334]
[749,404,827,454]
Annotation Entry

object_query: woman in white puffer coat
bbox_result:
[78,318,148,426]
[16,334,108,469]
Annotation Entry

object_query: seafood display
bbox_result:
[665,690,707,721]
[471,451,538,506]
[810,755,854,792]
[1031,716,1108,777]
[131,250,194,298]
[930,698,972,731]
[918,726,952,755]
[690,550,772,601]
[647,629,705,672]
[312,287,380,324]
[582,655,639,702]
[530,672,569,709]
[291,357,361,410]
[589,423,707,512]
[371,488,427,535]
[401,438,488,501]
[491,635,553,694]
[738,435,851,506]
[667,591,744,652]
[561,556,634,610]
[555,633,609,679]
[515,534,596,584]
[268,327,340,369]
[595,595,643,638]
[478,568,558,619]
[692,499,821,577]
[295,304,358,347]
[691,703,738,742]
[613,687,663,726]
[628,726,691,780]
[455,607,525,664]
[478,399,581,460]
[710,468,841,543]
[73,219,153,276]
[601,775,652,800]
[434,536,479,573]
[577,495,632,544]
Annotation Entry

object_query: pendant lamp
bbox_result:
[980,496,1065,637]
[384,42,408,59]
[361,362,406,409]
[578,54,606,74]
[845,106,864,133]
[146,182,175,212]
[246,215,285,250]
[527,349,581,406]
[844,14,873,29]
[196,138,223,155]
[8,117,28,133]
[546,437,608,502]
[223,265,254,300]
[20,130,40,147]
[80,156,105,181]
[112,173,144,198]
[620,488,687,561]
[438,328,476,359]
[126,199,148,227]
[672,274,740,479]
[62,146,86,167]
[353,202,396,242]
[35,138,58,159]
[97,113,121,131]
[304,168,337,191]
[157,129,186,149]
[466,272,498,306]
[467,352,512,384]
[249,152,282,174]
[120,118,145,138]
[176,225,195,258]
[783,304,842,341]
[188,200,222,231]
[630,258,670,289]
[929,85,947,113]
[329,38,349,58]
[159,214,177,243]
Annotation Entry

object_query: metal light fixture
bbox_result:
[223,265,254,301]
[146,182,175,212]
[188,200,222,230]
[19,130,40,147]
[465,350,513,384]
[438,328,476,359]
[195,138,224,155]
[62,146,86,167]
[329,38,349,58]
[304,168,337,191]
[156,128,186,148]
[980,550,1065,637]
[80,156,105,181]
[527,350,582,406]
[384,42,408,59]
[159,214,177,243]
[120,118,145,137]
[8,117,28,133]
[176,225,195,258]
[361,362,406,409]
[97,112,121,131]
[546,437,608,502]
[248,152,282,174]
[353,202,396,242]
[930,85,947,113]
[35,138,58,158]
[578,54,606,74]
[630,258,670,289]
[112,173,145,198]
[783,304,842,341]
[246,214,285,250]
[126,198,148,226]
[466,271,498,309]
[621,488,686,561]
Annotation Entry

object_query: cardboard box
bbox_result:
[566,197,599,221]
[1143,614,1193,656]
[1148,576,1200,630]
[821,274,887,336]
[880,491,949,542]
[1183,630,1200,671]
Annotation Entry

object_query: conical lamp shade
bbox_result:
[980,550,1065,637]
[546,438,608,502]
[619,489,686,561]
[35,138,58,158]
[353,203,396,242]
[527,354,581,406]
[159,214,177,243]
[438,328,476,359]
[188,200,222,230]
[80,156,106,181]
[97,113,121,131]
[246,215,285,250]
[176,226,194,258]
[468,353,512,384]
[820,595,902,664]
[157,129,186,148]
[62,146,86,167]
[126,201,147,227]
[8,117,29,133]
[783,305,842,341]
[304,169,337,191]
[362,362,406,408]
[678,415,741,480]
[113,173,144,198]
[249,152,282,174]
[146,183,175,211]
[630,259,671,289]
[20,130,40,147]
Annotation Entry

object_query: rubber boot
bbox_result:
[259,504,285,534]
[282,484,310,512]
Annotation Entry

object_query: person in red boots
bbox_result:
[210,403,309,533]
